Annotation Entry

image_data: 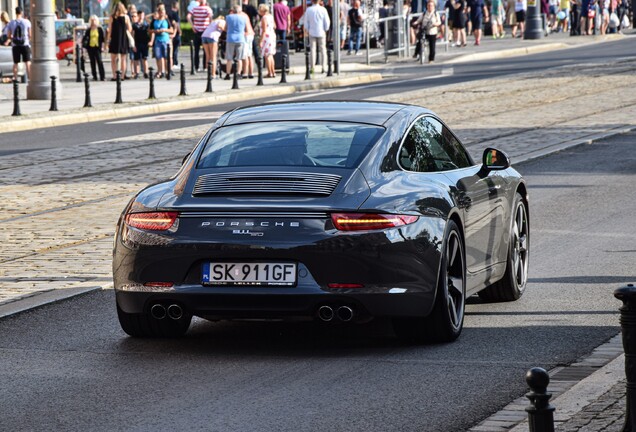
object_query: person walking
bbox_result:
[188,0,213,71]
[512,0,527,36]
[2,7,32,80]
[168,1,182,69]
[148,4,173,79]
[303,0,330,74]
[416,0,442,62]
[450,0,468,46]
[339,0,350,49]
[491,0,505,37]
[468,0,488,44]
[107,2,132,80]
[202,16,225,77]
[259,3,277,78]
[0,11,10,45]
[239,6,255,79]
[347,0,363,55]
[82,15,106,81]
[273,0,292,41]
[224,4,246,79]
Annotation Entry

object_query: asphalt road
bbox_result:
[1,36,634,154]
[1,131,633,431]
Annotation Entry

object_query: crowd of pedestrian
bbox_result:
[0,0,632,83]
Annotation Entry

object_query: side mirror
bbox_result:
[182,152,191,166]
[482,148,510,171]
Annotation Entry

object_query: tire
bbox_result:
[478,192,529,302]
[116,302,191,338]
[393,220,466,343]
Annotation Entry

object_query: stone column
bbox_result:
[27,0,62,99]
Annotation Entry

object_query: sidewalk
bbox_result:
[0,29,626,132]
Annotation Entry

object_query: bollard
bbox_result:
[11,79,21,116]
[232,59,239,90]
[279,54,288,84]
[147,67,156,99]
[49,76,58,111]
[327,49,333,77]
[525,368,555,432]
[179,63,187,96]
[256,52,264,86]
[115,70,123,104]
[75,43,82,83]
[334,59,339,74]
[205,61,213,93]
[83,73,92,108]
[304,49,311,80]
[189,41,195,75]
[614,283,636,431]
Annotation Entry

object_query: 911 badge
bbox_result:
[232,229,264,237]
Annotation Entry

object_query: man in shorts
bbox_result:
[224,4,246,79]
[512,0,527,36]
[3,7,31,80]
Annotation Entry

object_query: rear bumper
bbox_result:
[115,287,435,320]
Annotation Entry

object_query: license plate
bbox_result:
[202,262,297,286]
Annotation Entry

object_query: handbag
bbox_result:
[126,30,135,49]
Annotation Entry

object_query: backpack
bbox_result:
[12,20,26,46]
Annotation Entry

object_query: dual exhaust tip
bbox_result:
[150,304,183,320]
[318,305,354,322]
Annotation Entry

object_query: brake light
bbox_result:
[331,213,419,231]
[125,212,179,231]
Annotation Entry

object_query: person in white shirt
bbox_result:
[512,0,527,37]
[303,0,330,73]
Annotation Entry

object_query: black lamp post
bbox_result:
[524,0,544,39]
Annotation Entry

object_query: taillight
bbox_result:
[331,213,419,231]
[125,212,179,231]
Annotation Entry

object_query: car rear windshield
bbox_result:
[197,121,385,169]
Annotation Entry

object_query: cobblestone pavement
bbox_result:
[558,380,626,431]
[2,56,636,307]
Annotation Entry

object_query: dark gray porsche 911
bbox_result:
[113,101,529,342]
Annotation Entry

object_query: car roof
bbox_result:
[220,101,415,127]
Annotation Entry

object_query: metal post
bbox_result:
[256,51,264,86]
[332,0,340,75]
[365,19,371,66]
[179,64,187,96]
[405,14,411,58]
[524,0,544,39]
[232,59,239,89]
[83,73,92,108]
[384,20,389,63]
[75,44,82,82]
[27,0,62,100]
[305,50,311,80]
[327,49,333,76]
[148,67,156,99]
[280,54,288,84]
[525,367,555,432]
[49,75,58,111]
[189,41,195,75]
[11,80,21,116]
[205,61,213,93]
[115,70,123,104]
[614,283,636,432]
[334,58,339,74]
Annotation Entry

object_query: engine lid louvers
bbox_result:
[193,172,342,196]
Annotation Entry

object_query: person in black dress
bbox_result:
[107,1,132,79]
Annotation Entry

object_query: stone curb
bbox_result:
[2,73,383,133]
[0,282,111,319]
[445,33,625,65]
